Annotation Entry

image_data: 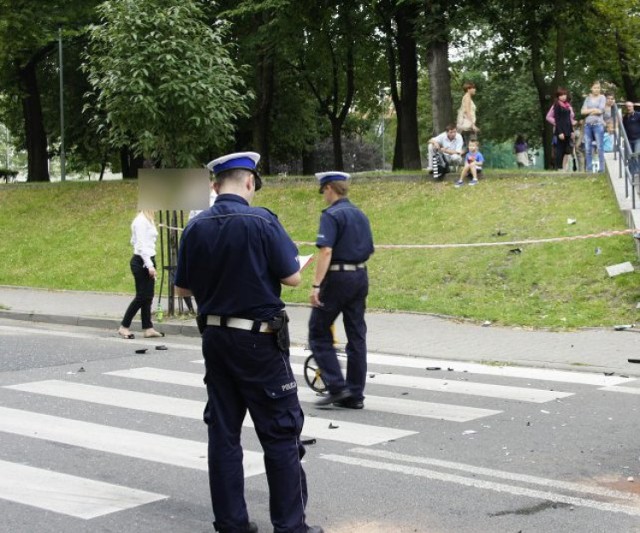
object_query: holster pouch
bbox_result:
[196,314,207,335]
[268,310,290,351]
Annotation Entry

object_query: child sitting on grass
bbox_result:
[455,140,484,187]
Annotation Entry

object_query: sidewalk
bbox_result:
[0,285,638,376]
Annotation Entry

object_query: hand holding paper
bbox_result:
[297,254,315,272]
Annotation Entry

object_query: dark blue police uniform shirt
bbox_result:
[175,194,299,321]
[316,198,374,263]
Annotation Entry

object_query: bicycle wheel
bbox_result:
[303,354,326,393]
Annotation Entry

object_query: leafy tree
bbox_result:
[375,0,422,170]
[278,1,381,170]
[0,0,98,181]
[84,0,251,168]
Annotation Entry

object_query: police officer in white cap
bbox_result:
[309,171,374,409]
[175,152,323,533]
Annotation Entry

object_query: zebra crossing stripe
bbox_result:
[0,459,165,519]
[350,447,640,503]
[288,347,635,387]
[295,387,501,422]
[289,363,572,403]
[320,454,640,518]
[106,367,502,423]
[0,406,264,477]
[598,385,640,395]
[192,359,576,403]
[4,380,415,445]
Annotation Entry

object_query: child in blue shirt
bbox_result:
[456,140,484,187]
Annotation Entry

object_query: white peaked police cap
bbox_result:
[207,152,262,190]
[315,171,350,193]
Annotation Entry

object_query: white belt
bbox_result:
[328,263,366,272]
[206,315,272,333]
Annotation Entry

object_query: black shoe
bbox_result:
[315,389,351,406]
[334,397,364,409]
[306,527,324,533]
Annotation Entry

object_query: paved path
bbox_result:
[0,285,637,376]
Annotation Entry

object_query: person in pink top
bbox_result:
[546,88,576,171]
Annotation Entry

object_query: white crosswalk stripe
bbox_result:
[288,347,636,387]
[0,405,264,476]
[5,380,416,446]
[107,366,502,423]
[290,363,572,403]
[1,346,638,522]
[0,459,165,519]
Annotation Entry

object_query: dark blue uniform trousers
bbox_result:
[202,327,308,533]
[308,269,368,400]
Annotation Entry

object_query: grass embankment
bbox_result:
[0,172,638,328]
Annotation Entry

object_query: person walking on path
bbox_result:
[309,171,374,409]
[514,135,529,168]
[175,152,322,533]
[118,210,164,339]
[623,101,640,179]
[581,81,606,173]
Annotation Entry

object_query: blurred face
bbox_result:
[626,102,635,113]
[469,142,478,152]
[447,129,457,140]
[606,95,615,105]
[558,93,567,102]
[591,83,601,95]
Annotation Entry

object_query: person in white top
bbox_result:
[427,124,464,174]
[118,210,164,339]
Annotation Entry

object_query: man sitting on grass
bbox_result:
[427,124,464,177]
[455,140,484,187]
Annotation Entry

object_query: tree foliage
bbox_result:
[84,0,251,168]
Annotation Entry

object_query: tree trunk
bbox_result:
[426,40,453,135]
[531,27,565,169]
[393,110,404,169]
[120,146,144,179]
[302,149,316,175]
[331,118,344,170]
[18,63,49,182]
[395,3,421,169]
[252,17,275,174]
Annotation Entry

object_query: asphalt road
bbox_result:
[0,319,639,533]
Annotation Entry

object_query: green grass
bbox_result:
[1,172,638,328]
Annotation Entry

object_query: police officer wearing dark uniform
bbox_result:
[175,152,323,533]
[308,171,374,409]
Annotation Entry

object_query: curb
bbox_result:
[0,310,202,338]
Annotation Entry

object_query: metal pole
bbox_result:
[4,124,9,169]
[381,91,385,170]
[58,26,66,182]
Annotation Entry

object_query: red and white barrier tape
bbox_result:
[296,229,639,250]
[159,224,638,249]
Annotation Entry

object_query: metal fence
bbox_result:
[611,102,640,209]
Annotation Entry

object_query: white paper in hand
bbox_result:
[297,254,314,271]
